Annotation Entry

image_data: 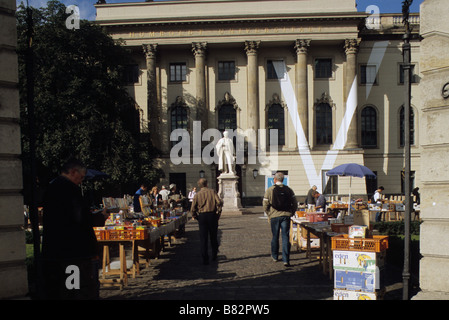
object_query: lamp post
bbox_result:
[402,0,413,301]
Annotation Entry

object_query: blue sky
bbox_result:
[18,0,424,22]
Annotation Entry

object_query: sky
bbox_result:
[17,0,425,23]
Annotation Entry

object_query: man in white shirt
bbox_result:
[159,185,170,208]
[374,186,385,222]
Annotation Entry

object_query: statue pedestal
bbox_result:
[217,173,243,215]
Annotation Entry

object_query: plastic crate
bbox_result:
[94,228,105,240]
[306,213,328,222]
[331,234,388,252]
[105,229,148,240]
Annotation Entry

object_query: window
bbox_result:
[218,61,235,81]
[400,106,415,147]
[267,104,285,146]
[169,63,187,82]
[123,64,139,84]
[399,64,418,84]
[267,60,285,80]
[361,106,377,148]
[315,58,332,79]
[218,104,237,133]
[170,105,188,146]
[316,103,332,145]
[360,65,378,85]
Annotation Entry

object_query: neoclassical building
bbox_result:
[95,0,422,202]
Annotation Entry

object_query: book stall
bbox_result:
[332,225,388,300]
[95,196,188,289]
[290,204,389,300]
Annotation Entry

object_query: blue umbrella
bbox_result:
[326,163,376,179]
[326,163,376,215]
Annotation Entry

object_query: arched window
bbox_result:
[316,103,332,145]
[170,99,188,147]
[218,104,237,133]
[361,106,377,148]
[400,105,415,147]
[267,103,285,146]
[171,105,188,131]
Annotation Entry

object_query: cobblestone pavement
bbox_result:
[99,208,405,300]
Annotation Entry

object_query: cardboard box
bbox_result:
[333,250,386,272]
[300,236,320,249]
[353,210,373,226]
[334,269,384,292]
[344,215,354,224]
[333,289,383,300]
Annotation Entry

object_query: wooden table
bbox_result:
[300,222,343,280]
[98,213,188,289]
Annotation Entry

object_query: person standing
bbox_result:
[373,186,385,222]
[188,187,197,203]
[133,183,148,213]
[263,172,297,267]
[315,192,327,213]
[306,185,317,209]
[149,186,161,209]
[190,178,223,265]
[159,185,170,208]
[42,158,108,299]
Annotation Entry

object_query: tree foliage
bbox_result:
[17,0,162,200]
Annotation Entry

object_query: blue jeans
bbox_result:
[375,211,383,222]
[270,216,291,263]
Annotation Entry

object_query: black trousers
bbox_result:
[197,212,219,263]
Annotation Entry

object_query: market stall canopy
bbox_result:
[325,163,376,179]
[326,163,376,216]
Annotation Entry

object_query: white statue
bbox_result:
[216,131,235,175]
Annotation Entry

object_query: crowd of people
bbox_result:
[40,156,420,300]
[132,183,190,214]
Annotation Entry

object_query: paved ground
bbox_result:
[99,207,406,301]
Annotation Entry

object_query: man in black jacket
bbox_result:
[42,158,107,299]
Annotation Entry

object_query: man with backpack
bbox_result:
[263,172,297,267]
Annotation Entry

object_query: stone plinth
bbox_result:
[217,173,243,215]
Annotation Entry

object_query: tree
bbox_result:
[17,0,162,201]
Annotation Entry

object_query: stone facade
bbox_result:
[0,0,28,299]
[95,0,423,202]
[413,0,449,300]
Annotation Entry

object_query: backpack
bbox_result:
[271,185,293,212]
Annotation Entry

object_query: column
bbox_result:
[192,42,208,133]
[244,40,260,149]
[344,39,360,149]
[0,0,28,299]
[415,0,449,299]
[142,44,160,150]
[295,39,311,149]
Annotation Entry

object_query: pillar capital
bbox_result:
[295,39,311,54]
[192,42,207,57]
[344,38,361,55]
[142,43,158,59]
[244,40,260,55]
